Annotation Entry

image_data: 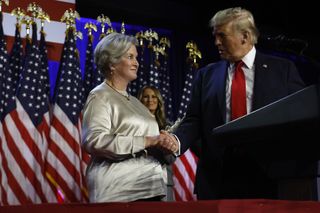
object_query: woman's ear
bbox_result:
[110,65,115,71]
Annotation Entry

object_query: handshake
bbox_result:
[145,130,179,154]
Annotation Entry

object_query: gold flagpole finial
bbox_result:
[159,37,171,57]
[144,29,158,49]
[97,14,112,39]
[186,41,202,69]
[21,15,33,41]
[61,8,80,30]
[84,22,97,42]
[11,7,26,28]
[135,31,146,47]
[27,2,41,20]
[37,10,50,31]
[121,21,125,34]
[153,44,165,67]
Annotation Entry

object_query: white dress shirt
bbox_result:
[225,47,256,122]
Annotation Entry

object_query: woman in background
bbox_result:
[137,85,176,201]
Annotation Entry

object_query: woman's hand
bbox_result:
[145,132,178,153]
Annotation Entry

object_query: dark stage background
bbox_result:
[76,0,320,119]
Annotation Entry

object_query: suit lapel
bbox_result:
[215,61,228,123]
[252,52,269,110]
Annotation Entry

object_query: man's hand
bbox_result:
[145,132,178,153]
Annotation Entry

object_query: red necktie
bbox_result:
[231,60,247,120]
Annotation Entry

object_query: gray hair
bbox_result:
[94,32,138,78]
[209,7,259,44]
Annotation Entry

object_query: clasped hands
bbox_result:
[145,130,179,154]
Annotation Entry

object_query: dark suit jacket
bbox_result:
[174,51,305,200]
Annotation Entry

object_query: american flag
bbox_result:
[0,15,26,205]
[39,29,51,101]
[52,33,71,102]
[147,45,159,87]
[0,11,8,118]
[45,27,88,202]
[149,49,160,88]
[173,65,198,201]
[82,29,94,200]
[83,34,96,100]
[0,11,10,205]
[0,20,55,204]
[15,22,56,203]
[8,24,24,98]
[159,51,174,122]
[39,26,58,203]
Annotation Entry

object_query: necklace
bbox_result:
[105,81,130,100]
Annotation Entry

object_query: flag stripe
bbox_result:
[0,125,21,205]
[45,155,80,201]
[172,161,194,201]
[4,111,46,202]
[180,151,197,182]
[47,134,81,186]
[51,107,81,156]
[2,120,36,204]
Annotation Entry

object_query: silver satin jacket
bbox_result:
[82,83,167,202]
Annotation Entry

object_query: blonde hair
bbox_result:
[209,7,259,44]
[137,85,167,130]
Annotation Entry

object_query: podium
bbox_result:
[212,85,320,200]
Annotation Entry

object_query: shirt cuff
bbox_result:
[171,133,181,156]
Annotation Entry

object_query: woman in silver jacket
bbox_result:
[82,33,179,202]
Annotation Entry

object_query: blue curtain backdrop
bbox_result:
[48,17,183,119]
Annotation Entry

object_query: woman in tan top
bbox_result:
[82,33,179,202]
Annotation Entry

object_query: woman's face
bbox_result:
[112,44,139,83]
[141,88,158,114]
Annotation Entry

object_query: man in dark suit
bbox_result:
[171,7,305,200]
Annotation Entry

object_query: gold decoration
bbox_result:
[186,41,202,69]
[106,26,115,35]
[61,8,80,29]
[27,2,41,19]
[11,7,26,28]
[84,22,97,42]
[97,14,111,39]
[160,37,171,49]
[135,31,146,47]
[21,15,33,42]
[37,10,50,31]
[159,37,171,57]
[121,21,125,34]
[153,44,165,67]
[84,22,97,35]
[144,29,158,49]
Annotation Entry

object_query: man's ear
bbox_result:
[242,31,250,44]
